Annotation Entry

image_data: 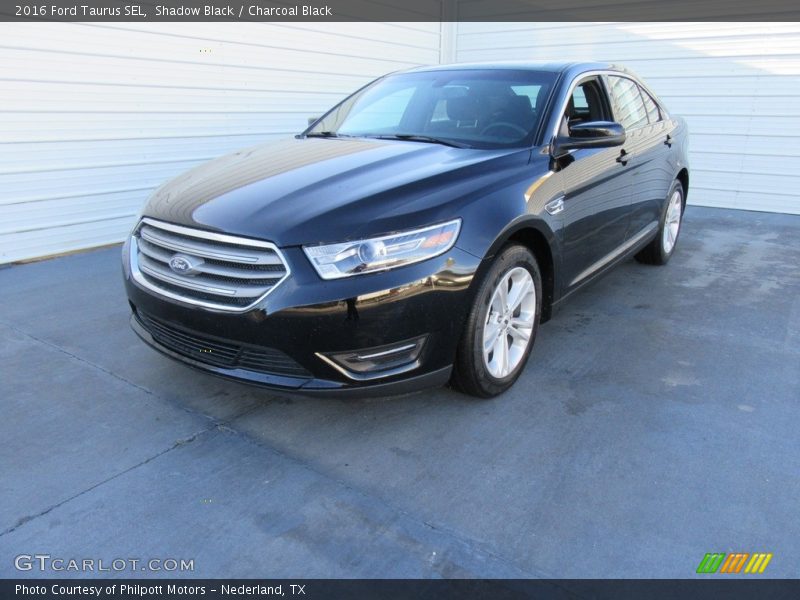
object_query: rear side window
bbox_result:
[639,86,662,123]
[608,76,648,130]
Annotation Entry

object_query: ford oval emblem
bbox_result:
[169,254,195,275]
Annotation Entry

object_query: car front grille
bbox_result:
[130,218,289,312]
[136,311,311,378]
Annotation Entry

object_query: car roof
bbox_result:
[403,61,629,78]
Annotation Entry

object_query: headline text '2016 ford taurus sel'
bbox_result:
[122,62,689,398]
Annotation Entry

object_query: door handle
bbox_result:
[616,149,629,166]
[664,134,673,147]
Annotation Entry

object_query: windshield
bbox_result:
[306,69,557,149]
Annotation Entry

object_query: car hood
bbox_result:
[141,137,530,247]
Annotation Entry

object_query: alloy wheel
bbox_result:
[662,190,683,254]
[482,266,536,378]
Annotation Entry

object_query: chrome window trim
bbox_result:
[129,218,291,313]
[547,70,612,143]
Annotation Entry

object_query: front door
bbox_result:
[556,76,633,291]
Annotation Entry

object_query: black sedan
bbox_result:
[122,62,689,398]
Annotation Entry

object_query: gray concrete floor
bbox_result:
[1,206,798,579]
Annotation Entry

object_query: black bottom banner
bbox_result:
[4,579,800,600]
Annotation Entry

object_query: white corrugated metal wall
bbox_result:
[2,21,799,264]
[0,21,442,263]
[455,22,800,216]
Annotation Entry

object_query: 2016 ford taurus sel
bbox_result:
[122,62,689,398]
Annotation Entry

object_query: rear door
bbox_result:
[606,75,674,238]
[556,76,634,291]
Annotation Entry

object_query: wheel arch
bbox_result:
[676,168,689,203]
[480,219,558,323]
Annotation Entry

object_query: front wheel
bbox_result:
[451,244,542,398]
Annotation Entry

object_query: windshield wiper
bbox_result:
[366,134,471,149]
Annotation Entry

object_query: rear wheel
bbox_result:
[451,244,541,398]
[635,180,684,265]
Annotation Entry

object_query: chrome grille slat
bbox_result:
[130,218,290,312]
[138,239,284,281]
[137,238,174,263]
[139,225,282,265]
[139,256,238,296]
[138,255,269,298]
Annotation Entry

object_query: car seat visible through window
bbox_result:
[446,95,480,128]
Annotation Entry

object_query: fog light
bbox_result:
[316,335,427,381]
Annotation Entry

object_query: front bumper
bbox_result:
[123,239,480,397]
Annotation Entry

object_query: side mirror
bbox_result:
[553,121,626,155]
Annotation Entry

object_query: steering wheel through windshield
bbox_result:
[480,121,529,138]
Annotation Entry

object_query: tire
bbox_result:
[451,244,542,398]
[635,179,685,265]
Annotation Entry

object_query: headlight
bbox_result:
[303,219,461,280]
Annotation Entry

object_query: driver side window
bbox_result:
[560,77,611,136]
